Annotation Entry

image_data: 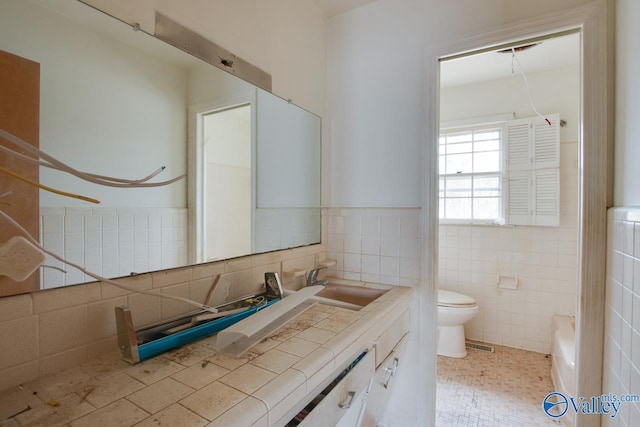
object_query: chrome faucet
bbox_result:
[307,267,329,287]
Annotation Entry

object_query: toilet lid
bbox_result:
[438,290,477,307]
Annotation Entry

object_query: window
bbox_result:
[439,113,561,226]
[439,126,504,223]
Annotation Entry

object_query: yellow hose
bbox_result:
[0,165,100,204]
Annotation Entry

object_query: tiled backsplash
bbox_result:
[39,207,188,289]
[0,244,326,392]
[602,208,640,426]
[321,207,422,426]
[438,142,579,354]
[322,208,421,288]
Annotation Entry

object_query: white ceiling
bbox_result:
[440,32,580,88]
[313,0,379,17]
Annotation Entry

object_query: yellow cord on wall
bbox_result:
[0,165,100,204]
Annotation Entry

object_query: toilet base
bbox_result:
[437,324,467,358]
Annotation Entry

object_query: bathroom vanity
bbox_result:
[279,283,411,427]
[0,281,412,426]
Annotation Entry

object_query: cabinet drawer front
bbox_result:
[375,309,410,367]
[298,350,375,427]
[362,333,409,426]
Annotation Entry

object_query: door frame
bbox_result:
[421,2,612,426]
[187,90,257,264]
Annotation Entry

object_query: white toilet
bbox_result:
[437,289,479,358]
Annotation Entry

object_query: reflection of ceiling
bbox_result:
[441,32,580,88]
[313,0,379,17]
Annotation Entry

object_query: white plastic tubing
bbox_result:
[0,128,185,187]
[511,48,551,126]
[0,129,213,311]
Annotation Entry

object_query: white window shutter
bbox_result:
[506,170,531,225]
[532,113,560,169]
[506,119,531,171]
[533,168,560,226]
[505,114,560,227]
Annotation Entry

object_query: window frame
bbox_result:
[438,118,509,225]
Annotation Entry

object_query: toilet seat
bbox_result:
[438,290,476,308]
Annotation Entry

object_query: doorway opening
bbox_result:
[202,104,252,262]
[435,30,581,425]
[191,100,255,263]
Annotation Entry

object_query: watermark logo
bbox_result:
[543,392,640,419]
[543,392,568,418]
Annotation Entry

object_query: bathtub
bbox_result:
[551,315,575,426]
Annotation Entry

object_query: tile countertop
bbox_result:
[0,281,413,427]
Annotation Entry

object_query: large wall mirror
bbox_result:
[0,0,321,295]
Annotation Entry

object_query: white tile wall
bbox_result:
[40,207,188,289]
[438,142,579,353]
[323,208,421,287]
[602,208,640,427]
[322,207,422,427]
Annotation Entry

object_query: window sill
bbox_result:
[438,220,516,228]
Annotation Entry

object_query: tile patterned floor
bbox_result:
[436,344,564,427]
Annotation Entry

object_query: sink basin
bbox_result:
[313,283,387,308]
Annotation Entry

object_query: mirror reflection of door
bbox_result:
[201,104,252,261]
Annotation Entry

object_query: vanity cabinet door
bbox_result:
[360,333,409,426]
[297,350,375,427]
[334,388,369,427]
[375,309,410,367]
